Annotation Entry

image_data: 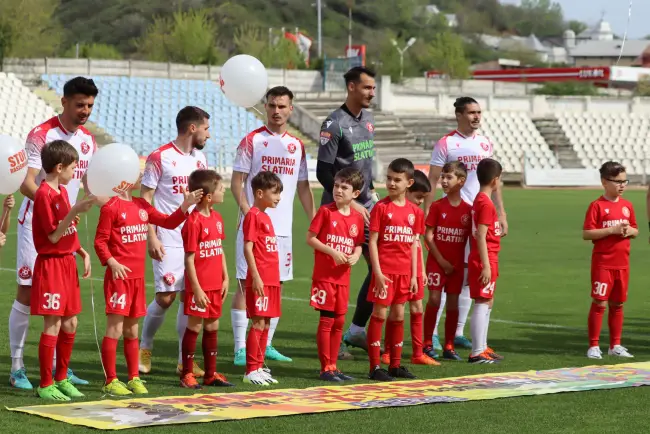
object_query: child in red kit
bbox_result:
[242,171,283,386]
[467,158,503,364]
[94,174,203,396]
[180,169,234,388]
[424,162,472,362]
[31,140,95,401]
[367,158,422,382]
[583,161,637,359]
[307,168,365,382]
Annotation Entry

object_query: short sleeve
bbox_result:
[475,200,493,226]
[141,150,162,190]
[217,213,226,240]
[308,207,326,234]
[33,191,58,235]
[94,204,115,266]
[628,203,638,229]
[417,208,425,235]
[369,203,383,233]
[243,211,257,243]
[233,134,253,174]
[425,202,438,228]
[298,141,309,181]
[583,202,599,230]
[182,216,200,253]
[26,131,46,171]
[429,136,449,167]
[317,117,342,164]
[355,214,365,245]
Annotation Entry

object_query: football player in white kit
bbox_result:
[230,86,315,366]
[423,97,508,356]
[9,77,99,390]
[138,107,209,377]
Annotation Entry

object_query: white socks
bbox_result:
[267,317,279,346]
[176,302,188,364]
[140,301,166,350]
[470,302,489,357]
[456,286,473,337]
[9,300,30,372]
[231,309,248,352]
[348,323,365,336]
[483,308,492,350]
[433,291,447,336]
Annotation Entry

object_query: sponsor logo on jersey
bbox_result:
[139,209,149,222]
[80,142,90,155]
[408,214,415,226]
[163,273,176,286]
[350,224,358,237]
[19,266,32,280]
[622,206,630,218]
[287,143,297,154]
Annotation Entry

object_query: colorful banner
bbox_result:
[8,362,650,430]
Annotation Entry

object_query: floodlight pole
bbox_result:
[391,38,417,82]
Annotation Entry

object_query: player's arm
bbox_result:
[409,237,419,292]
[368,231,382,278]
[297,181,315,221]
[425,226,448,267]
[306,231,348,265]
[141,185,165,260]
[1,194,15,234]
[231,171,251,215]
[476,223,491,284]
[77,246,92,278]
[244,240,264,296]
[221,253,229,300]
[20,167,41,201]
[424,165,443,218]
[645,185,650,229]
[583,203,624,240]
[46,196,95,244]
[145,190,202,229]
[491,182,508,237]
[185,251,210,308]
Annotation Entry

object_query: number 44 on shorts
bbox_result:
[110,292,126,309]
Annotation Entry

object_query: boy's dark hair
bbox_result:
[176,106,210,133]
[476,158,502,186]
[251,171,283,194]
[63,77,98,98]
[442,161,468,179]
[266,86,294,102]
[454,96,478,114]
[388,158,415,180]
[188,169,222,196]
[334,167,364,192]
[41,140,79,173]
[599,161,626,179]
[409,169,431,193]
[343,66,376,85]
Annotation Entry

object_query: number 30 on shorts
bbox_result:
[310,288,327,305]
[593,281,608,297]
[255,296,269,312]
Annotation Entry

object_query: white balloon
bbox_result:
[0,135,28,195]
[219,54,268,108]
[86,143,141,197]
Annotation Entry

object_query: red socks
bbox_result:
[317,317,334,372]
[367,316,384,369]
[101,337,119,383]
[387,320,404,369]
[410,313,423,358]
[588,303,606,347]
[123,337,139,380]
[608,305,623,349]
[39,333,57,388]
[202,330,218,378]
[445,308,459,350]
[54,330,76,382]
[246,327,269,374]
[423,303,439,347]
[181,329,199,376]
[330,315,345,368]
[259,328,269,370]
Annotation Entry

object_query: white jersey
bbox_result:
[430,130,494,204]
[233,126,308,236]
[17,116,97,230]
[142,141,207,247]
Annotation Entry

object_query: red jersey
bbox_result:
[425,197,472,268]
[94,197,187,279]
[369,197,423,276]
[309,203,365,285]
[32,182,80,255]
[243,207,280,286]
[182,209,226,291]
[468,192,501,263]
[583,196,636,270]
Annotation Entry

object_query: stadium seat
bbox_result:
[0,74,56,143]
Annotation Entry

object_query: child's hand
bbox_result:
[221,276,229,300]
[439,259,454,275]
[73,195,96,214]
[621,222,631,237]
[479,265,491,286]
[330,250,348,266]
[373,274,391,300]
[82,253,92,278]
[74,215,81,225]
[409,276,418,294]
[253,276,265,297]
[3,194,15,210]
[108,259,132,280]
[182,189,204,210]
[346,251,361,266]
[0,232,6,248]
[421,274,428,288]
[610,223,627,237]
[194,289,210,310]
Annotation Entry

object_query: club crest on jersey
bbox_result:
[197,160,206,169]
[366,122,374,132]
[408,214,415,226]
[18,266,32,280]
[287,143,297,154]
[80,141,90,155]
[139,209,148,222]
[121,212,127,220]
[622,206,630,218]
[216,221,223,234]
[350,224,358,237]
[480,142,490,152]
[442,213,447,219]
[163,273,176,286]
[461,214,470,226]
[332,221,337,227]
[55,203,60,210]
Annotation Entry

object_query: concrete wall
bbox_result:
[400,77,540,96]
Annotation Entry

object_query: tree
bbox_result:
[429,31,470,79]
[501,44,544,67]
[233,24,306,69]
[636,76,650,97]
[514,0,564,38]
[0,0,62,58]
[62,43,123,60]
[533,82,600,96]
[567,20,588,36]
[136,9,221,65]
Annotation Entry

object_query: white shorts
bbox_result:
[152,247,185,293]
[236,230,293,281]
[16,224,37,286]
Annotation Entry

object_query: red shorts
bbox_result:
[185,290,224,319]
[409,276,425,302]
[367,274,412,306]
[104,276,147,318]
[426,262,464,294]
[246,285,281,318]
[30,255,81,316]
[310,281,350,314]
[468,261,499,300]
[591,267,629,303]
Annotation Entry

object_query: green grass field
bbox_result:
[2,188,650,433]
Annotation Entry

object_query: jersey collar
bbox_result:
[341,104,363,122]
[454,129,476,139]
[263,125,288,137]
[170,141,192,156]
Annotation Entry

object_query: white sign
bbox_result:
[525,167,601,187]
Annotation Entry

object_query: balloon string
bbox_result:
[251,107,264,117]
[616,0,633,65]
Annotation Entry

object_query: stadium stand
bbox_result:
[40,74,264,170]
[0,72,57,142]
[557,112,650,175]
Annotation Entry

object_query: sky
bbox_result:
[500,0,646,39]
